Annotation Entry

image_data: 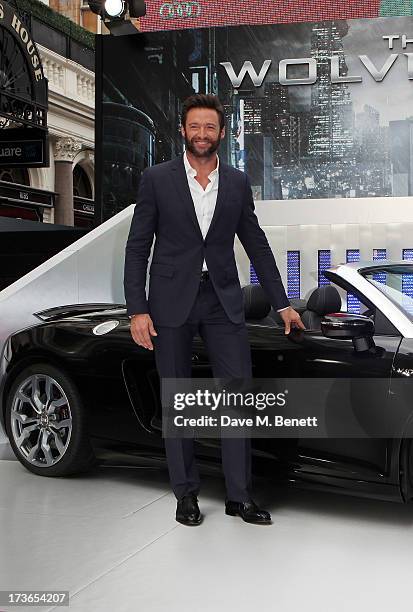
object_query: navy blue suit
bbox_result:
[124,154,290,323]
[124,153,290,501]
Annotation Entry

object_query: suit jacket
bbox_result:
[123,153,290,327]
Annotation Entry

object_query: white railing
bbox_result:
[38,44,95,108]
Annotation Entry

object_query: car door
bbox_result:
[280,276,402,482]
[242,277,401,482]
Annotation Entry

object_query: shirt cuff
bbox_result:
[276,306,290,312]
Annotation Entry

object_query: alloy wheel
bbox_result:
[10,374,73,467]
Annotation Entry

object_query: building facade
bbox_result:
[0,0,95,227]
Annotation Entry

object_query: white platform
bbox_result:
[0,458,412,612]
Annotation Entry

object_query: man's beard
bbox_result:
[184,133,221,158]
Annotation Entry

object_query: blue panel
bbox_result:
[346,249,360,313]
[346,249,360,263]
[372,248,386,284]
[287,251,300,298]
[403,249,413,261]
[250,263,259,284]
[402,249,413,308]
[318,250,331,287]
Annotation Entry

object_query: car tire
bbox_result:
[5,362,96,477]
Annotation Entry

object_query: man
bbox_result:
[124,93,305,526]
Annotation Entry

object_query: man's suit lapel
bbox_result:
[170,153,229,240]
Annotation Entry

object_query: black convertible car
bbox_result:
[2,261,413,503]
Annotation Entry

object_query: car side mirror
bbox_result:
[321,313,375,352]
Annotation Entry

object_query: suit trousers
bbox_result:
[152,275,253,502]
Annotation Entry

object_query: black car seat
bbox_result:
[242,284,278,326]
[242,284,342,330]
[300,285,342,330]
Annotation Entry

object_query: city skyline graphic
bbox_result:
[100,15,413,218]
[217,17,413,200]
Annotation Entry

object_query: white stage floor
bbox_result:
[1,452,412,612]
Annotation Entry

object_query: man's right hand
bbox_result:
[129,314,157,350]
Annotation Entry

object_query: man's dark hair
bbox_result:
[181,94,225,131]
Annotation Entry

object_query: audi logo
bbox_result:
[159,1,202,19]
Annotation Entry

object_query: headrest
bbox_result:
[242,284,271,320]
[306,285,342,315]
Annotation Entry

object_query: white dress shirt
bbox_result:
[183,150,219,272]
[183,150,289,313]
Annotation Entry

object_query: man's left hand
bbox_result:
[279,306,306,335]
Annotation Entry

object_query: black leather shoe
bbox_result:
[225,499,272,524]
[176,493,203,526]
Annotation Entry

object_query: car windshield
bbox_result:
[361,264,413,322]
